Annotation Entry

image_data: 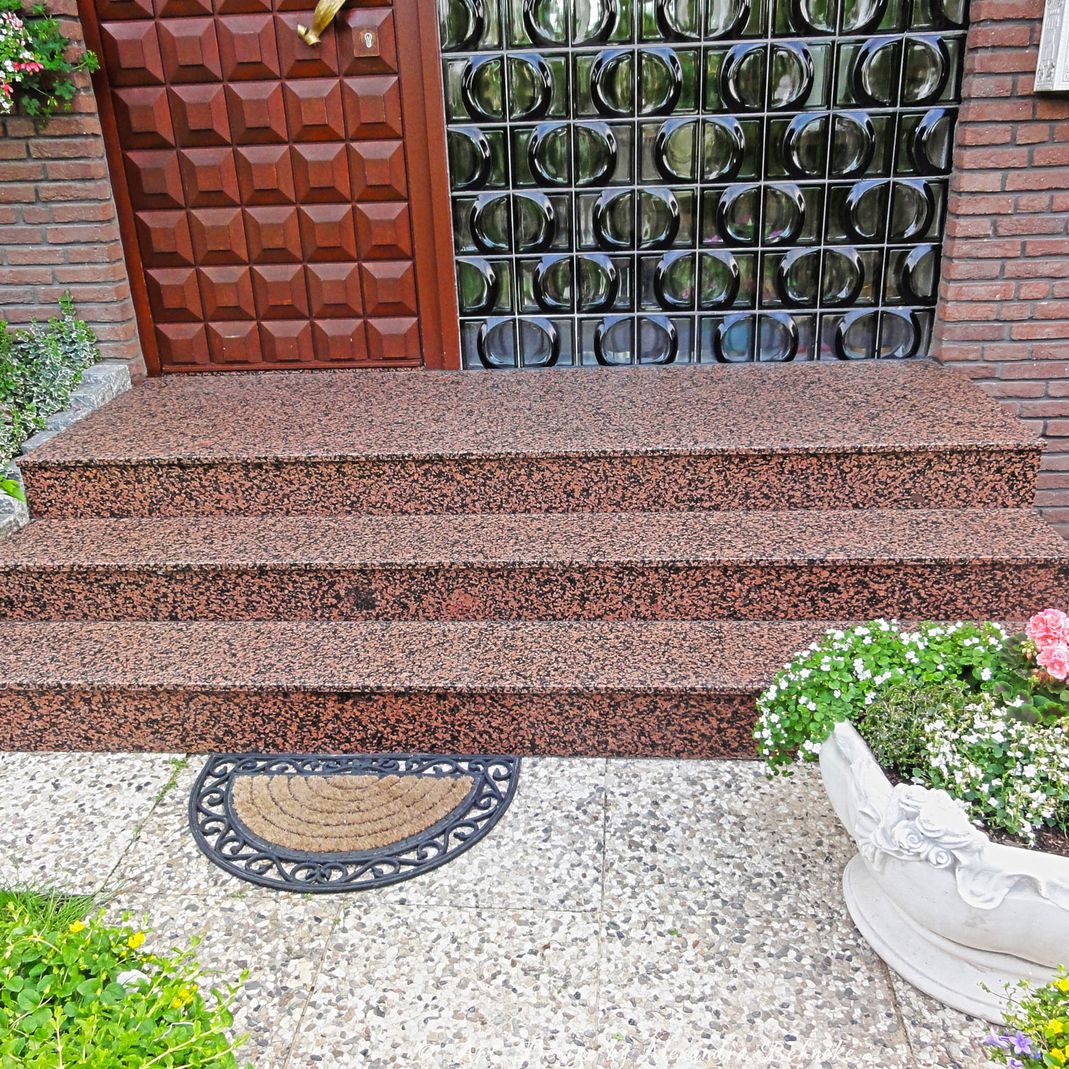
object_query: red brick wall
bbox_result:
[0,2,143,375]
[933,0,1069,537]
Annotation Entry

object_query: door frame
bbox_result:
[78,0,461,374]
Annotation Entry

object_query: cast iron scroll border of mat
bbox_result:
[189,753,521,893]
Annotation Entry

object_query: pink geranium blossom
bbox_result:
[1025,608,1069,648]
[1037,641,1069,682]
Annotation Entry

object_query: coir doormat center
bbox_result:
[190,754,520,893]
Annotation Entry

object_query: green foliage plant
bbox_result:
[754,619,1012,771]
[0,293,99,497]
[984,967,1069,1067]
[0,887,249,1068]
[0,0,98,121]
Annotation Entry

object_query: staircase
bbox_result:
[3,360,1066,758]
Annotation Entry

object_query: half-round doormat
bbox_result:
[189,754,520,893]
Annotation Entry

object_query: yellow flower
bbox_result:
[127,931,145,949]
[1049,1019,1066,1036]
[68,920,87,933]
[1057,978,1069,993]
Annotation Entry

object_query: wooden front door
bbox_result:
[80,0,459,373]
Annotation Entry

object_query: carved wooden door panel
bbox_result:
[81,0,459,372]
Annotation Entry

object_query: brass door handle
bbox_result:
[297,0,346,45]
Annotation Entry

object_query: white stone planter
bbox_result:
[819,720,1069,1023]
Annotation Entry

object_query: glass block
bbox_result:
[440,0,966,370]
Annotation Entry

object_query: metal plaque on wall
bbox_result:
[1037,0,1069,92]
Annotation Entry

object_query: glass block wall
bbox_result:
[436,0,967,369]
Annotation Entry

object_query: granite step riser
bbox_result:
[21,448,1039,518]
[2,562,1065,621]
[0,687,757,759]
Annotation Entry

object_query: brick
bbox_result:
[997,303,1037,321]
[1018,282,1052,299]
[0,226,42,245]
[48,203,119,224]
[1024,239,1069,256]
[27,138,104,160]
[0,289,37,305]
[1004,258,1069,278]
[45,223,122,245]
[1020,401,1069,418]
[1014,193,1053,211]
[44,160,109,181]
[54,262,131,284]
[950,171,1003,193]
[957,146,1031,169]
[941,259,1002,280]
[1035,98,1069,120]
[1010,322,1069,340]
[983,380,1047,399]
[4,246,66,265]
[970,50,1039,75]
[943,281,1015,301]
[937,322,1008,341]
[959,99,1033,123]
[39,180,113,203]
[1015,125,1052,145]
[996,216,1066,236]
[949,193,1014,216]
[946,238,1023,259]
[945,217,994,238]
[1006,170,1069,190]
[957,122,1013,143]
[970,0,1042,17]
[1031,145,1069,167]
[0,185,37,204]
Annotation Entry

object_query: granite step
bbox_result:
[0,619,840,757]
[20,361,1040,518]
[0,508,1065,621]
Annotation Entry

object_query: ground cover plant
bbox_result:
[0,887,248,1067]
[754,610,1069,848]
[0,0,97,120]
[985,967,1069,1068]
[0,294,99,498]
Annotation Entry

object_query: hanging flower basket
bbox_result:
[0,0,97,123]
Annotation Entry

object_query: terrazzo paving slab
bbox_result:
[598,898,912,1068]
[603,760,854,913]
[0,751,1001,1067]
[890,976,991,1069]
[0,750,178,892]
[110,893,341,1069]
[108,763,266,897]
[376,758,607,912]
[285,904,602,1069]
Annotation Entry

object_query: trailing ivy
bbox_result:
[0,293,99,498]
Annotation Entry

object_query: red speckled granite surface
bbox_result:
[0,509,1064,622]
[23,361,1038,464]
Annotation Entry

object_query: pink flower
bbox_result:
[1025,608,1069,648]
[1037,641,1069,682]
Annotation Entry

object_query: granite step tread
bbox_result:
[1,508,1066,567]
[0,618,825,693]
[20,361,1036,466]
